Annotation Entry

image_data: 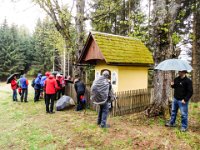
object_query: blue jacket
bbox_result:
[34,73,42,89]
[20,77,28,89]
[40,76,47,87]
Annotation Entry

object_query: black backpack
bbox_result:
[31,79,35,88]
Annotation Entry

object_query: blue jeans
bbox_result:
[170,98,189,129]
[97,102,109,127]
[13,89,17,101]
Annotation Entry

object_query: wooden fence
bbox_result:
[110,89,151,116]
[86,87,151,117]
[65,83,151,117]
[65,82,176,117]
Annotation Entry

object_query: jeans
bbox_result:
[21,88,28,102]
[97,102,109,127]
[13,89,17,101]
[46,94,55,112]
[170,98,189,129]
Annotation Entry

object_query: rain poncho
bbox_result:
[56,96,75,111]
[90,76,110,105]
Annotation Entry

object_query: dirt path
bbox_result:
[0,82,11,92]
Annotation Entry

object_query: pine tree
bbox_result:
[32,18,65,75]
[0,19,34,79]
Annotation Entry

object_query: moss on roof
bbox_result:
[92,32,153,65]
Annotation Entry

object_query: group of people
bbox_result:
[10,70,193,131]
[32,72,72,113]
[32,72,66,103]
[10,71,86,114]
[11,75,29,102]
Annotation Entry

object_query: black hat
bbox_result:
[179,70,187,73]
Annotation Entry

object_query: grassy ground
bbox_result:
[0,81,200,150]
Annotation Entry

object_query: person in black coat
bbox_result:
[74,76,85,111]
[165,70,193,132]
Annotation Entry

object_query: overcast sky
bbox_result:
[0,0,47,32]
[0,0,94,33]
[0,0,148,33]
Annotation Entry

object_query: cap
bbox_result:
[102,70,110,78]
[179,70,187,73]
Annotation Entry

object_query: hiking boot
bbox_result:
[49,111,55,114]
[100,124,110,128]
[165,122,176,127]
[180,128,187,132]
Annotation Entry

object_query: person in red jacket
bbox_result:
[56,74,63,100]
[11,75,18,101]
[44,74,59,114]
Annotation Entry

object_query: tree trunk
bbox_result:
[146,0,181,117]
[146,71,172,117]
[75,0,85,58]
[192,1,200,102]
[75,0,85,78]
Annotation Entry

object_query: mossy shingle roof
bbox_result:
[92,32,153,65]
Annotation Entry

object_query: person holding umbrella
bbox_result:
[155,59,193,132]
[165,70,193,132]
[10,75,18,102]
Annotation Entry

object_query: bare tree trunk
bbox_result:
[146,0,181,117]
[192,1,200,102]
[75,0,85,57]
[146,71,172,117]
[75,0,85,79]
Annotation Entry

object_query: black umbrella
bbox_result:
[6,73,19,84]
[51,71,59,76]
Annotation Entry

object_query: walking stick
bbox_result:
[114,96,121,115]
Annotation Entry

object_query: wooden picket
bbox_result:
[110,88,151,116]
[68,84,152,117]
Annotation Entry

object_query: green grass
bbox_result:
[0,82,200,149]
[175,128,200,149]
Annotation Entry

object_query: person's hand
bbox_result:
[182,99,186,104]
[171,82,174,86]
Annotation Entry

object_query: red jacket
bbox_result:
[11,79,17,90]
[44,75,58,94]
